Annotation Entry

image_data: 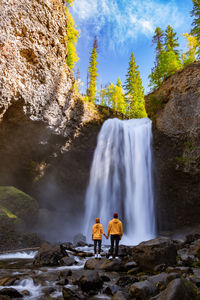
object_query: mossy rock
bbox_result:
[0,186,38,225]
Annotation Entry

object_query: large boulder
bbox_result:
[132,237,177,271]
[33,242,67,266]
[129,280,155,300]
[153,278,198,300]
[84,258,125,272]
[0,288,23,298]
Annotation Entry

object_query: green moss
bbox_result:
[0,186,38,221]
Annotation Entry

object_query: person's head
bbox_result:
[113,213,118,219]
[96,218,100,223]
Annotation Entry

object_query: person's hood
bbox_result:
[112,218,120,223]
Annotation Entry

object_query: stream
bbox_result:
[0,246,114,300]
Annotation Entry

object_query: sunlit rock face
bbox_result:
[0,0,77,134]
[145,62,200,232]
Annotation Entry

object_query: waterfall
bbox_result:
[83,118,156,245]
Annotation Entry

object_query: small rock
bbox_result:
[100,274,110,282]
[129,280,155,300]
[56,278,68,285]
[124,261,137,271]
[78,270,103,293]
[103,285,121,296]
[59,269,72,279]
[0,277,18,286]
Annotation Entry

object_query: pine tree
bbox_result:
[65,0,80,70]
[87,36,98,103]
[164,25,180,56]
[149,26,182,90]
[124,53,147,118]
[191,0,200,54]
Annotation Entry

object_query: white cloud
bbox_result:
[71,0,186,51]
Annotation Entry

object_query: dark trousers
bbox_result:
[94,239,102,254]
[110,234,120,256]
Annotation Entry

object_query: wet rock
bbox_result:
[153,278,198,300]
[78,270,103,293]
[73,234,87,247]
[0,296,11,300]
[59,269,72,279]
[21,290,30,296]
[60,256,76,266]
[129,280,155,299]
[76,252,93,258]
[132,237,177,271]
[33,242,66,266]
[60,242,74,252]
[0,277,18,286]
[118,245,133,257]
[116,275,138,287]
[0,288,23,298]
[84,258,125,272]
[62,287,83,300]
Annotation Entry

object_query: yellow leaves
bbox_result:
[182,33,198,51]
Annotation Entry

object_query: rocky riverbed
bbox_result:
[1,233,200,300]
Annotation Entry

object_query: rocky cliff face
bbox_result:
[0,0,124,241]
[146,62,200,232]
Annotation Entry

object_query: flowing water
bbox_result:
[84,118,156,245]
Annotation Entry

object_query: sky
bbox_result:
[70,0,194,94]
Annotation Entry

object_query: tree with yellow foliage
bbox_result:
[182,33,198,67]
[65,0,80,70]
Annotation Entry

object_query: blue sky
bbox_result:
[71,0,193,94]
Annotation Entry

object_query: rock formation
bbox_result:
[0,0,124,242]
[146,62,200,232]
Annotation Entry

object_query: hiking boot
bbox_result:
[94,254,98,259]
[109,256,113,260]
[115,256,119,259]
[97,254,101,259]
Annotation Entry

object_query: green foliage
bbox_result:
[87,36,98,103]
[191,0,200,54]
[124,53,147,118]
[149,26,182,90]
[65,0,80,70]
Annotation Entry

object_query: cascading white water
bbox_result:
[83,118,156,245]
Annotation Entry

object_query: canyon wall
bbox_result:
[146,62,200,232]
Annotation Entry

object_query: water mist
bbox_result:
[83,118,156,245]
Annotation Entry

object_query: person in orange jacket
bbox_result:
[92,218,106,258]
[107,213,123,259]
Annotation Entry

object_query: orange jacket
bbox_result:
[107,218,123,238]
[92,223,105,240]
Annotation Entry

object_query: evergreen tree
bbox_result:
[65,0,80,70]
[149,26,182,90]
[191,0,200,54]
[152,27,164,58]
[164,25,180,56]
[87,36,98,103]
[124,53,147,118]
